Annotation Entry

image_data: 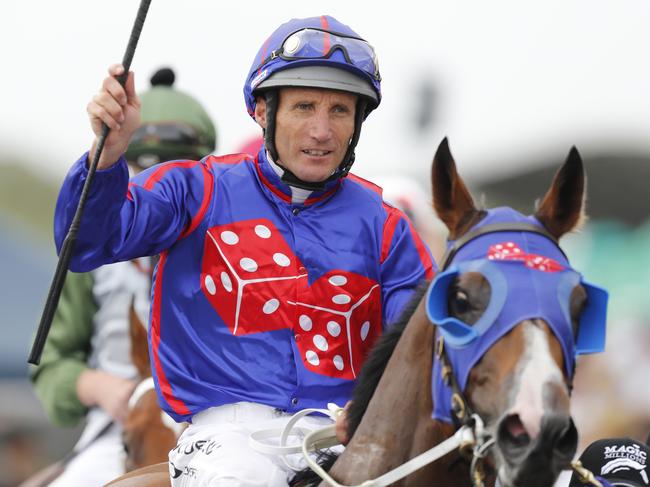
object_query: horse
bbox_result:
[293,138,607,487]
[106,138,607,487]
[122,302,185,473]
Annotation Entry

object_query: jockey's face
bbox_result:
[256,87,357,183]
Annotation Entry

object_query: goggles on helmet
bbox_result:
[130,122,206,148]
[257,28,381,82]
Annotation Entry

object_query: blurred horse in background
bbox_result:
[20,301,182,487]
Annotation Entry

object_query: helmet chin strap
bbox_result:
[262,90,367,192]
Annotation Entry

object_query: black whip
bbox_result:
[28,0,152,365]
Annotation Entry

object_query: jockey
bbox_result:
[30,67,216,486]
[53,15,435,486]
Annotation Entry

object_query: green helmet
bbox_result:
[125,68,217,169]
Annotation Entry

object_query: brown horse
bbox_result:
[294,139,603,487]
[122,303,184,473]
[107,139,604,487]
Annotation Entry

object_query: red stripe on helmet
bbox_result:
[257,36,272,75]
[320,16,331,55]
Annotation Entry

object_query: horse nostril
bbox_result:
[548,415,578,459]
[497,414,531,455]
[504,415,527,439]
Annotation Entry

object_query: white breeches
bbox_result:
[168,402,336,487]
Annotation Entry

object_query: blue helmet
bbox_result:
[243,15,382,190]
[244,15,382,119]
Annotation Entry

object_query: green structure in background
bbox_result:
[563,220,650,326]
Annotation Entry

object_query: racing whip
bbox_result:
[28,0,153,365]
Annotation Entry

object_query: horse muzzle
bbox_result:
[495,412,578,487]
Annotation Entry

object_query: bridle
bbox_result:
[435,336,495,487]
[432,221,564,486]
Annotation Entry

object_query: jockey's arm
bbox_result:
[54,154,210,271]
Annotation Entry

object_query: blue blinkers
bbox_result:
[426,259,608,356]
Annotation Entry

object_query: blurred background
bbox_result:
[2,1,649,485]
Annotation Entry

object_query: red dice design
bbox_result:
[201,219,307,335]
[200,219,382,379]
[290,271,382,379]
[487,241,564,272]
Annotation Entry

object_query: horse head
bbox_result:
[427,138,607,486]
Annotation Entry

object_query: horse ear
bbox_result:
[535,147,586,239]
[431,137,478,239]
[129,299,152,378]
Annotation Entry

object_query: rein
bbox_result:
[302,418,483,487]
[128,376,156,409]
[435,337,494,486]
[126,376,187,441]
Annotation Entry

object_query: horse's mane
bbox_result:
[346,281,430,438]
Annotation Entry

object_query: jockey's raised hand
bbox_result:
[87,64,141,169]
